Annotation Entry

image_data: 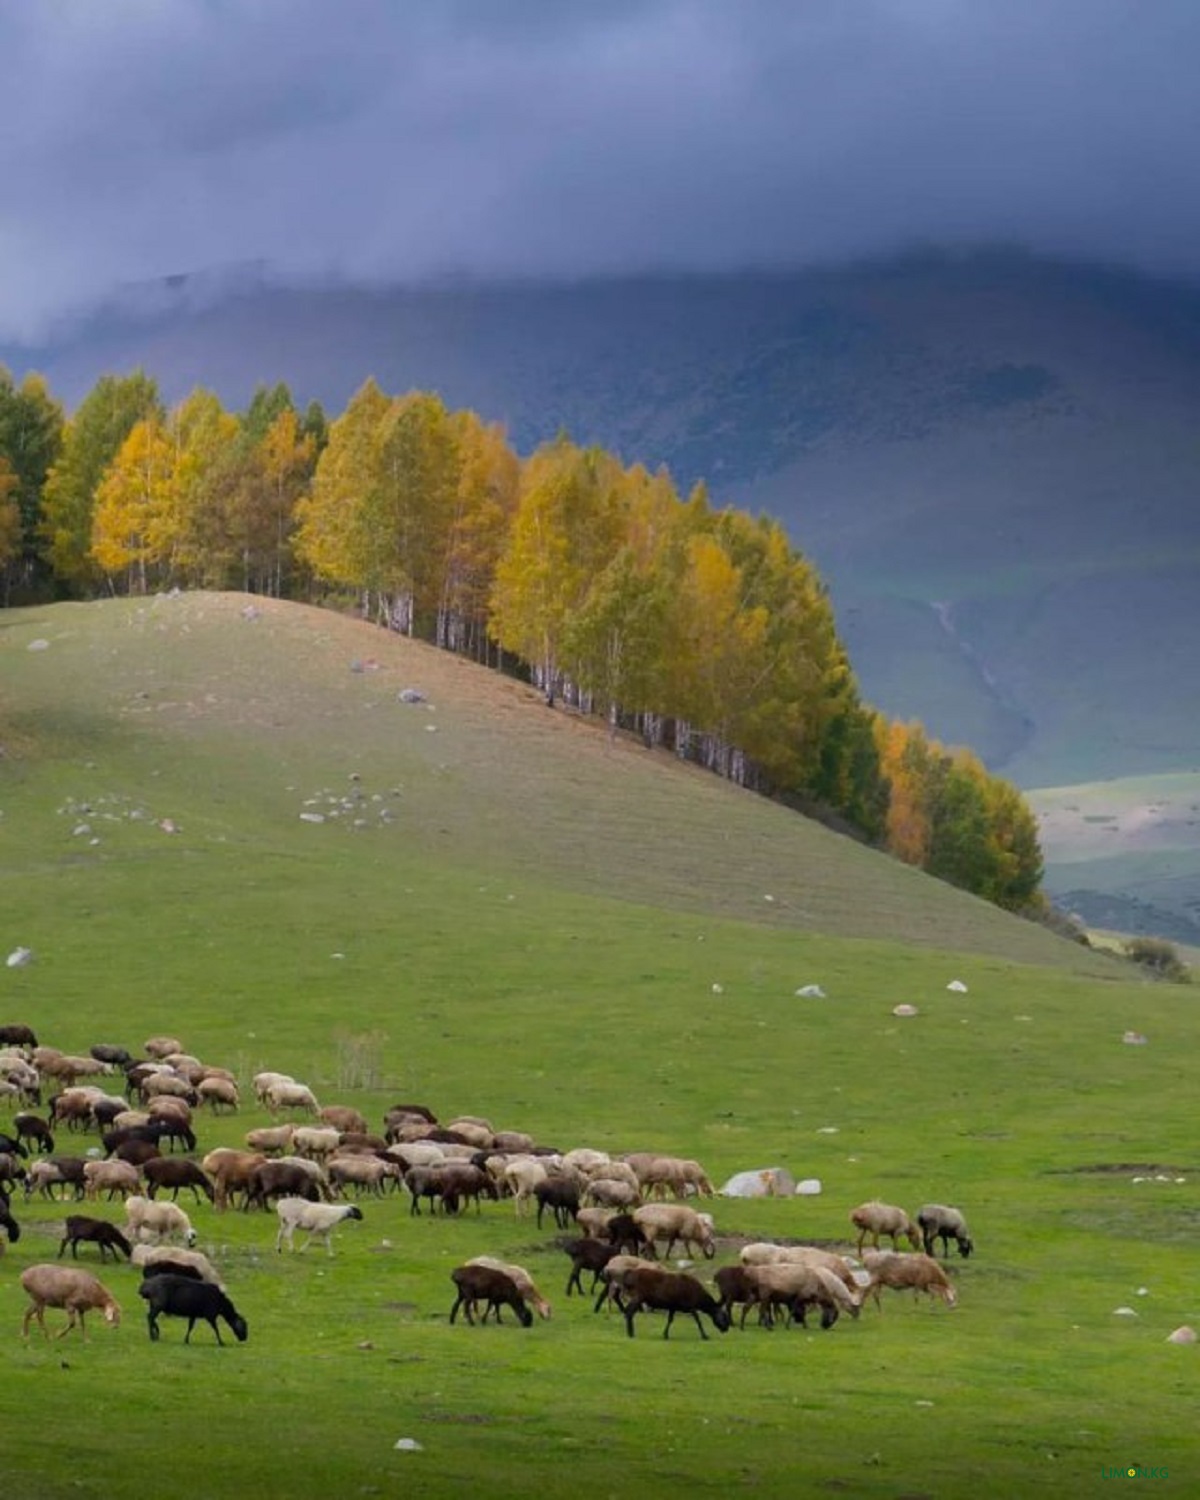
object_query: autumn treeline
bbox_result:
[0,365,1043,911]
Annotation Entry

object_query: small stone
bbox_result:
[795,984,826,998]
[299,812,326,824]
[6,946,33,968]
[893,1003,919,1017]
[711,983,724,994]
[1166,1326,1197,1344]
[947,979,968,992]
[796,1178,822,1195]
[394,1438,423,1452]
[1113,1306,1138,1317]
[1122,1031,1148,1045]
[27,639,50,652]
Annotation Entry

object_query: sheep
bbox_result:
[583,1176,641,1210]
[467,1256,553,1320]
[124,1195,197,1247]
[405,1164,450,1216]
[617,1265,730,1340]
[502,1156,550,1215]
[449,1264,532,1327]
[142,1157,215,1204]
[266,1081,319,1117]
[632,1203,716,1259]
[13,1112,54,1153]
[328,1154,401,1198]
[246,1159,324,1210]
[144,1036,185,1060]
[744,1262,861,1329]
[432,1161,498,1215]
[0,1129,27,1159]
[90,1044,133,1069]
[563,1237,621,1297]
[139,1273,248,1344]
[58,1216,134,1262]
[534,1174,581,1229]
[83,1159,142,1202]
[863,1251,957,1310]
[196,1076,240,1112]
[576,1206,619,1241]
[292,1126,342,1161]
[318,1105,368,1136]
[1,1196,20,1247]
[204,1148,268,1211]
[140,1073,197,1106]
[0,1151,26,1191]
[444,1119,494,1150]
[20,1265,122,1340]
[24,1156,87,1201]
[0,1023,38,1050]
[245,1125,295,1156]
[591,1253,652,1314]
[131,1243,226,1291]
[274,1196,363,1255]
[850,1200,923,1255]
[605,1213,654,1255]
[738,1243,862,1300]
[714,1265,766,1329]
[147,1094,193,1124]
[917,1203,974,1259]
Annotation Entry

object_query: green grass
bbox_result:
[1,593,1196,1498]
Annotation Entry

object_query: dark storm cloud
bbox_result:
[2,0,1198,339]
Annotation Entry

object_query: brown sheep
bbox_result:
[20,1264,122,1340]
[863,1251,957,1309]
[850,1200,923,1255]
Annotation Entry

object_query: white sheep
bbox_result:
[197,1076,240,1112]
[467,1256,553,1319]
[266,1080,319,1117]
[124,1194,197,1247]
[292,1125,342,1160]
[83,1159,142,1202]
[632,1203,716,1259]
[274,1196,364,1255]
[253,1071,294,1104]
[131,1243,226,1291]
[850,1200,923,1255]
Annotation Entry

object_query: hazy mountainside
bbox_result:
[5,249,1200,933]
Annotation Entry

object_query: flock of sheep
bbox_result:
[0,1023,973,1344]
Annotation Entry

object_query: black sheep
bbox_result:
[449,1265,532,1327]
[563,1237,619,1296]
[619,1266,731,1340]
[58,1216,133,1262]
[14,1113,54,1154]
[143,1157,215,1204]
[0,1132,28,1159]
[0,1197,21,1245]
[139,1273,248,1344]
[535,1176,580,1230]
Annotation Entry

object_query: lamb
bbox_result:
[467,1256,553,1320]
[917,1203,974,1259]
[632,1203,716,1259]
[124,1195,197,1247]
[20,1264,122,1340]
[83,1159,142,1202]
[58,1216,134,1262]
[863,1251,957,1309]
[850,1200,923,1255]
[449,1264,533,1327]
[617,1264,730,1340]
[131,1243,226,1291]
[139,1273,248,1344]
[274,1196,363,1255]
[142,1157,215,1204]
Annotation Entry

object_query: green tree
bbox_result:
[0,369,64,593]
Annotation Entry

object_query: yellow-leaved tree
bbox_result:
[90,417,176,592]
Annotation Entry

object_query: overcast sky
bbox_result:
[1,0,1198,342]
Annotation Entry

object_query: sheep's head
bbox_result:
[711,1304,731,1333]
[102,1298,122,1328]
[228,1313,249,1342]
[956,1233,974,1259]
[184,1227,198,1248]
[347,1205,364,1222]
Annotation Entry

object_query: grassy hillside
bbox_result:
[0,594,1196,1498]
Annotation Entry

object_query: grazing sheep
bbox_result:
[535,1175,581,1229]
[744,1262,860,1329]
[583,1176,641,1210]
[14,1112,54,1154]
[1,1195,20,1247]
[0,1130,27,1159]
[204,1149,268,1211]
[265,1081,320,1117]
[292,1126,342,1160]
[90,1044,133,1069]
[139,1273,248,1344]
[142,1157,215,1204]
[0,1152,27,1191]
[592,1253,653,1314]
[632,1203,716,1260]
[605,1214,654,1255]
[274,1196,363,1255]
[0,1024,38,1050]
[576,1206,618,1241]
[252,1071,294,1104]
[449,1264,532,1327]
[318,1105,368,1136]
[503,1156,551,1216]
[863,1251,957,1309]
[246,1159,324,1210]
[58,1216,133,1262]
[83,1159,142,1202]
[131,1243,225,1291]
[328,1154,401,1197]
[617,1265,730,1340]
[196,1077,240,1113]
[850,1200,923,1255]
[738,1243,861,1300]
[714,1265,763,1329]
[433,1161,498,1215]
[467,1256,553,1320]
[24,1156,87,1201]
[245,1125,295,1156]
[405,1164,450,1216]
[917,1203,974,1259]
[20,1264,121,1340]
[144,1036,185,1060]
[563,1237,621,1297]
[124,1195,197,1247]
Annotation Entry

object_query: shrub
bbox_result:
[1122,936,1190,983]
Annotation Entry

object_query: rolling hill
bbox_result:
[0,592,1196,1498]
[4,248,1200,935]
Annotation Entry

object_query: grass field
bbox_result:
[1,593,1196,1499]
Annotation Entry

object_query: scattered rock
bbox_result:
[795,1178,822,1196]
[6,947,33,969]
[720,1167,796,1198]
[763,894,775,903]
[893,1004,919,1018]
[947,979,969,993]
[398,688,427,704]
[27,639,49,652]
[817,1126,839,1134]
[393,1438,424,1452]
[1122,1031,1148,1045]
[711,983,724,994]
[158,819,179,834]
[795,984,826,998]
[1113,1306,1138,1317]
[1166,1326,1197,1344]
[299,812,326,824]
[240,605,260,621]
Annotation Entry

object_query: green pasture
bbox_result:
[0,594,1196,1499]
